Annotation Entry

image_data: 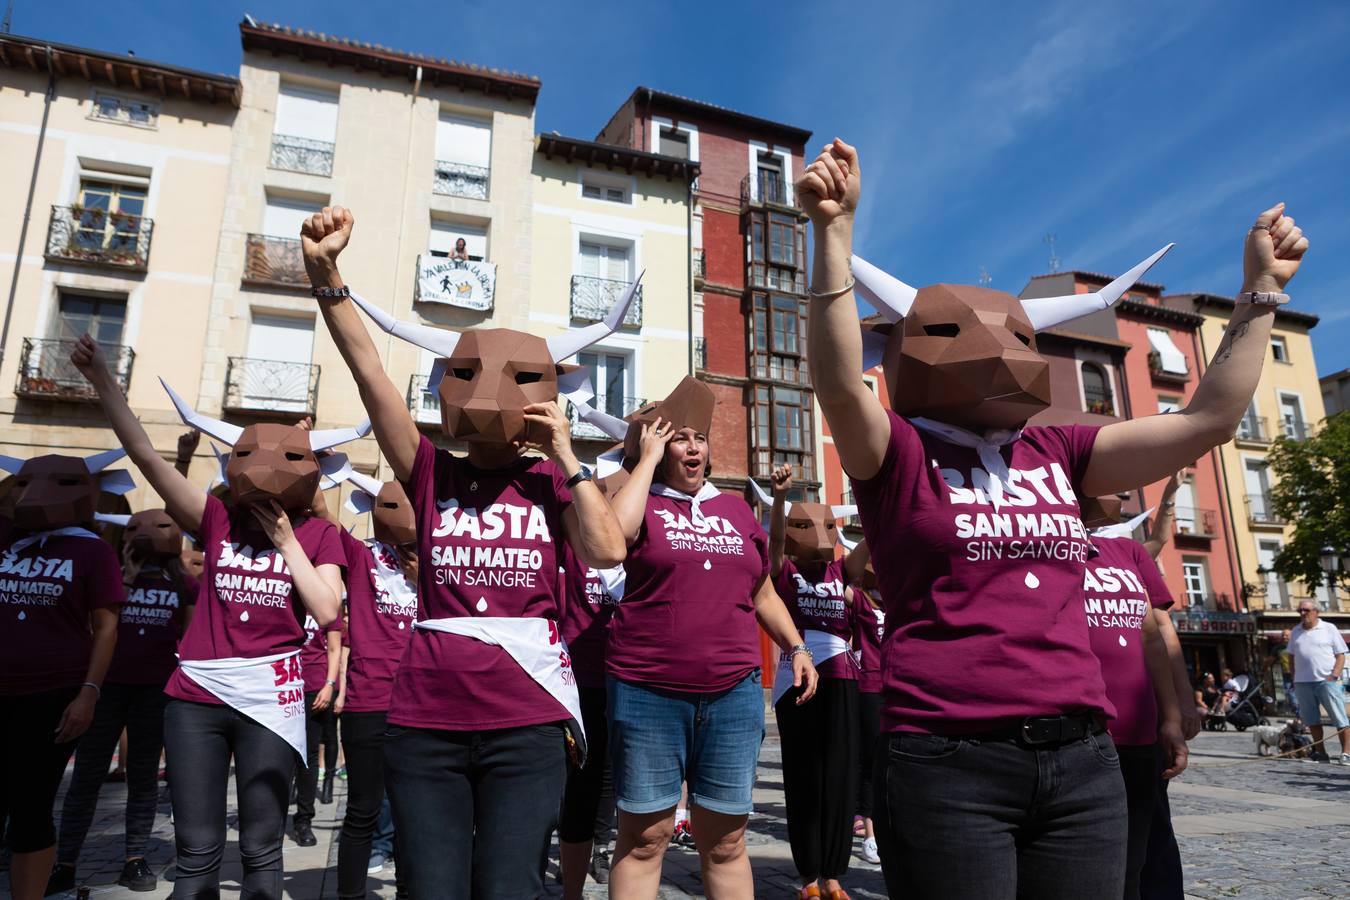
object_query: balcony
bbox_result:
[740,172,797,209]
[1245,494,1285,527]
[407,374,441,427]
[840,489,862,528]
[1147,350,1190,384]
[16,337,133,402]
[1173,506,1217,539]
[567,396,644,441]
[45,204,153,271]
[1235,414,1271,446]
[432,160,489,200]
[692,248,706,282]
[243,235,309,290]
[694,337,707,370]
[269,133,334,177]
[747,263,806,295]
[223,357,319,416]
[569,275,642,327]
[1279,418,1310,442]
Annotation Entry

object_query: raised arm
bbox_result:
[72,335,207,532]
[1143,471,1183,559]
[800,140,891,481]
[1083,206,1309,496]
[251,500,342,628]
[609,420,674,545]
[301,207,421,482]
[843,538,871,586]
[173,429,200,478]
[767,463,791,578]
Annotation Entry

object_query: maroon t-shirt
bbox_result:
[165,495,345,705]
[851,412,1111,734]
[340,531,416,713]
[0,523,124,695]
[106,567,190,686]
[607,490,769,692]
[391,436,573,731]
[1084,535,1174,746]
[775,557,856,680]
[300,611,344,694]
[560,543,619,689]
[855,589,885,694]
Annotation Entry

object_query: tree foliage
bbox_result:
[1267,411,1350,590]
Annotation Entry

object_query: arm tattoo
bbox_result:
[1213,319,1250,366]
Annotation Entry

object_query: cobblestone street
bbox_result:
[9,722,1349,898]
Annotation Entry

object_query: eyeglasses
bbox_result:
[1298,608,1316,614]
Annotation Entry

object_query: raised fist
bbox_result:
[69,333,109,382]
[300,205,355,270]
[1244,203,1309,293]
[770,462,793,496]
[176,429,201,462]
[796,139,860,228]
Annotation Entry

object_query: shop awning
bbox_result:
[1147,328,1189,375]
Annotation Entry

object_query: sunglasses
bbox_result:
[1298,608,1316,614]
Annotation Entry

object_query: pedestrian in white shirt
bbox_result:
[1288,601,1350,764]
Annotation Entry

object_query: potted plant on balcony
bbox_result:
[1087,399,1115,416]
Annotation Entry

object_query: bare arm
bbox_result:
[301,207,421,482]
[752,574,818,704]
[1153,608,1200,740]
[1083,205,1309,496]
[1332,651,1345,682]
[173,430,200,478]
[767,463,791,578]
[312,628,344,711]
[1143,472,1182,559]
[800,140,891,480]
[55,608,118,742]
[72,335,207,532]
[250,501,342,628]
[843,538,871,585]
[609,420,674,545]
[334,644,350,715]
[1144,611,1189,778]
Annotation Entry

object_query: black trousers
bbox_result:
[0,687,79,853]
[1139,745,1184,900]
[558,685,611,844]
[294,689,338,826]
[383,722,567,899]
[337,710,404,900]
[164,699,295,899]
[58,683,168,862]
[775,677,858,882]
[855,689,882,819]
[873,730,1128,900]
[1119,743,1158,900]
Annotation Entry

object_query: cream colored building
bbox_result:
[0,33,239,513]
[529,134,698,454]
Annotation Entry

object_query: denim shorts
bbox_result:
[1294,680,1350,728]
[607,670,765,816]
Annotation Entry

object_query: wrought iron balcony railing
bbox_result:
[269,133,335,177]
[45,205,153,270]
[570,275,642,327]
[692,248,706,281]
[1245,493,1284,526]
[1173,506,1217,538]
[16,337,133,401]
[1147,350,1190,383]
[223,357,319,416]
[433,160,490,200]
[1280,418,1310,441]
[1235,414,1271,444]
[694,337,707,370]
[740,171,797,208]
[243,234,309,289]
[407,374,442,426]
[567,395,645,441]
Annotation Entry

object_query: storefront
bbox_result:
[1170,609,1258,687]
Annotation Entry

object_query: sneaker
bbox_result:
[118,858,158,892]
[292,821,317,847]
[1341,753,1350,766]
[44,863,76,896]
[861,836,880,865]
[672,818,696,847]
[589,848,611,885]
[367,852,386,874]
[336,765,348,780]
[1312,749,1331,763]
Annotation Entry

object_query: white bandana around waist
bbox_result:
[910,417,1022,511]
[649,481,721,522]
[178,650,306,760]
[6,526,99,554]
[369,540,418,613]
[772,628,851,706]
[415,616,588,765]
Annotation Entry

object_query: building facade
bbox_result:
[1321,367,1350,416]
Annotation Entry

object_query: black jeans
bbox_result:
[558,686,610,844]
[776,677,858,881]
[873,729,1127,900]
[338,710,403,900]
[855,690,882,819]
[1119,743,1158,900]
[294,690,338,826]
[0,687,79,852]
[383,722,567,899]
[58,683,168,862]
[164,699,296,899]
[1139,745,1184,900]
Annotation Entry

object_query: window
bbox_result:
[1278,394,1306,440]
[1256,539,1286,608]
[751,293,808,383]
[1174,479,1197,534]
[429,220,487,261]
[1157,395,1182,414]
[754,151,785,203]
[1146,327,1188,375]
[1081,362,1114,416]
[580,170,632,205]
[1181,558,1209,608]
[579,351,631,419]
[271,84,338,176]
[752,386,815,480]
[658,126,689,159]
[578,240,631,282]
[434,113,491,198]
[1237,399,1264,441]
[262,196,320,240]
[769,215,796,265]
[73,177,147,255]
[1270,336,1289,364]
[239,314,316,413]
[90,91,158,128]
[1244,459,1276,522]
[55,290,126,345]
[652,119,697,161]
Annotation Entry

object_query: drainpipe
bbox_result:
[0,44,55,377]
[687,170,694,376]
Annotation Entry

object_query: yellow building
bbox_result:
[0,33,239,513]
[529,134,698,454]
[1165,293,1344,633]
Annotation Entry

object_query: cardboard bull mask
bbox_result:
[348,275,642,445]
[160,380,369,511]
[621,377,716,461]
[337,466,417,548]
[854,245,1173,429]
[1080,494,1125,531]
[97,508,183,556]
[747,478,857,565]
[0,449,135,531]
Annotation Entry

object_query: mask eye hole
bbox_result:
[234,450,251,458]
[452,368,474,381]
[826,522,836,530]
[284,452,305,462]
[57,478,81,486]
[1014,332,1031,346]
[380,502,400,509]
[15,478,29,487]
[514,371,544,385]
[923,323,960,338]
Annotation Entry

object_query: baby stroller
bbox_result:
[1206,674,1272,731]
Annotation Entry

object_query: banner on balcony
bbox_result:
[416,255,496,311]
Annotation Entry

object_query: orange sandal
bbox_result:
[798,886,822,899]
[828,890,852,900]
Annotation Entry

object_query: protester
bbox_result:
[798,134,1308,899]
[847,541,884,866]
[49,510,195,895]
[72,335,354,898]
[1288,600,1350,764]
[291,608,344,845]
[0,451,125,900]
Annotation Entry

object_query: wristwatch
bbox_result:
[565,465,593,489]
[1235,291,1289,306]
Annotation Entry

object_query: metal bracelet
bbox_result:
[789,644,813,660]
[807,277,856,300]
[80,681,102,698]
[311,285,351,299]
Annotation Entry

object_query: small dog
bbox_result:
[1252,724,1283,756]
[1278,721,1314,759]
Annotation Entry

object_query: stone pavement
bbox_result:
[8,720,1349,898]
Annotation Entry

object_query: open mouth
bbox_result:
[682,458,703,475]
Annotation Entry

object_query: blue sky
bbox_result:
[19,1,1350,377]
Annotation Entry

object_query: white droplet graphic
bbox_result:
[475,597,488,612]
[398,621,406,630]
[17,611,26,621]
[1024,572,1040,589]
[703,560,712,570]
[138,628,146,636]
[1118,635,1128,647]
[240,609,250,622]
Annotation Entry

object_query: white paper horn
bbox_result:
[745,477,783,512]
[567,396,629,442]
[94,512,132,527]
[309,418,372,452]
[84,448,127,473]
[97,470,136,496]
[830,504,858,520]
[838,533,859,552]
[209,443,229,488]
[547,271,644,363]
[0,454,25,473]
[1021,244,1174,332]
[852,255,917,323]
[160,379,244,447]
[345,490,375,517]
[349,291,461,358]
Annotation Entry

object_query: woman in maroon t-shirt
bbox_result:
[800,138,1307,898]
[847,545,885,866]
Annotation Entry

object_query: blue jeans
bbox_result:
[1294,680,1349,729]
[608,670,765,816]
